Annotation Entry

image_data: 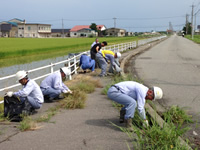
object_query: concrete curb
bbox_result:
[120,38,193,150]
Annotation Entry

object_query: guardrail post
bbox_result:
[117,44,120,52]
[74,55,77,74]
[68,59,72,80]
[50,63,54,73]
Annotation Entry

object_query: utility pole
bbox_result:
[113,17,116,28]
[62,18,64,38]
[0,24,1,37]
[186,14,189,34]
[194,9,200,33]
[169,22,173,34]
[191,5,194,39]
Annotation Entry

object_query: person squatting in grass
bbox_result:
[79,54,95,73]
[5,70,44,111]
[100,50,122,74]
[90,41,107,68]
[107,81,163,132]
[40,67,72,102]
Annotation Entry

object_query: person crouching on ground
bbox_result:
[79,54,95,73]
[101,50,122,74]
[107,81,163,131]
[40,67,72,102]
[90,41,107,68]
[6,70,44,110]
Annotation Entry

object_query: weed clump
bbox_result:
[59,89,86,109]
[163,105,193,125]
[18,116,38,131]
[129,106,193,149]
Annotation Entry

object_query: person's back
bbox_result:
[40,72,59,89]
[40,67,72,101]
[80,54,90,66]
[24,79,44,104]
[90,43,101,59]
[79,54,95,72]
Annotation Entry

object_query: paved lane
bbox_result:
[135,35,200,117]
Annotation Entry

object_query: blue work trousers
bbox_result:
[107,86,137,120]
[20,96,42,109]
[41,87,61,99]
[82,59,95,71]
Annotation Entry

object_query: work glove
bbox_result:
[5,91,13,97]
[62,90,68,93]
[62,89,73,94]
[68,89,73,94]
[143,120,149,128]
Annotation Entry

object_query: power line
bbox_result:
[120,24,184,29]
[117,16,185,21]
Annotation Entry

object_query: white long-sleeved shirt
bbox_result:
[14,79,44,104]
[114,81,149,119]
[40,71,69,92]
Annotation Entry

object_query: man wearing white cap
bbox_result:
[40,67,72,101]
[107,81,163,131]
[6,70,44,110]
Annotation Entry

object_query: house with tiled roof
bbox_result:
[70,25,106,37]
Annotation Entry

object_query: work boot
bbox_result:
[125,118,134,132]
[58,94,64,99]
[119,109,126,123]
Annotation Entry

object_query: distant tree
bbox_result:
[90,23,97,32]
[183,22,191,35]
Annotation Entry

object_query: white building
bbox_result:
[18,23,51,38]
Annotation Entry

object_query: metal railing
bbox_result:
[0,35,166,104]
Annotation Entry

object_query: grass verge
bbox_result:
[105,74,195,149]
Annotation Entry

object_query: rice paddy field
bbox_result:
[0,37,141,68]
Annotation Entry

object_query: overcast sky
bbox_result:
[1,0,200,32]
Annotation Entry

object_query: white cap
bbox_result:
[116,52,121,58]
[16,70,27,81]
[153,86,163,100]
[61,67,71,76]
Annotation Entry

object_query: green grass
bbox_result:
[18,116,37,131]
[185,35,200,43]
[163,105,193,125]
[120,106,193,149]
[0,37,141,68]
[36,106,59,123]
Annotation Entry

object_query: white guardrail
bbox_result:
[0,35,166,104]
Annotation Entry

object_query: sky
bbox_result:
[1,0,200,32]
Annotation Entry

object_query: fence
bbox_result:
[0,35,166,104]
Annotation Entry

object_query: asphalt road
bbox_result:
[134,34,200,145]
